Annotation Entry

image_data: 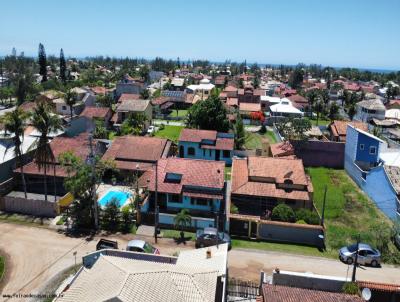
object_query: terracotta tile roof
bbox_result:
[179,129,234,151]
[270,142,295,157]
[226,98,238,107]
[239,102,261,112]
[80,106,111,119]
[261,284,363,302]
[102,136,169,171]
[329,120,368,141]
[231,157,312,201]
[89,86,107,95]
[139,157,225,195]
[118,93,141,103]
[224,85,238,92]
[19,101,37,113]
[116,99,150,112]
[358,280,400,293]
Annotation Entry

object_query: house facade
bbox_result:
[178,129,234,165]
[139,158,226,230]
[113,99,152,130]
[344,125,400,220]
[354,99,386,122]
[115,74,144,97]
[230,157,314,217]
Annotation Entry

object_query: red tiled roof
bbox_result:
[226,98,238,107]
[329,120,368,141]
[118,93,141,103]
[102,136,169,171]
[224,85,238,92]
[231,157,312,201]
[90,86,107,95]
[270,142,295,157]
[261,284,363,302]
[179,129,234,151]
[239,102,261,112]
[139,157,225,195]
[19,101,37,113]
[80,106,111,119]
[358,281,400,293]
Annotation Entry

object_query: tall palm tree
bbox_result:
[1,108,30,198]
[30,102,62,201]
[65,90,78,121]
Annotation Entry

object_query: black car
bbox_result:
[96,239,118,250]
[195,227,231,250]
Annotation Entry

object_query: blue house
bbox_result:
[139,157,227,230]
[178,129,234,165]
[345,125,400,221]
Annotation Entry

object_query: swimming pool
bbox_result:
[98,190,132,207]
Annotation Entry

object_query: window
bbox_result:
[369,146,377,155]
[62,105,67,110]
[359,144,364,150]
[188,147,195,156]
[169,194,181,203]
[223,150,230,158]
[196,198,209,206]
[203,149,206,156]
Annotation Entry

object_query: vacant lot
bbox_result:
[306,167,400,263]
[154,125,184,142]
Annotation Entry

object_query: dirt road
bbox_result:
[0,222,399,301]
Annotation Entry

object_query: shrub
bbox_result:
[295,208,320,225]
[230,203,239,214]
[101,198,120,231]
[296,219,307,224]
[272,204,296,223]
[259,124,267,134]
[342,282,360,296]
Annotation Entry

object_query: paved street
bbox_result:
[0,222,399,301]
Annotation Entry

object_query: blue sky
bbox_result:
[1,0,400,70]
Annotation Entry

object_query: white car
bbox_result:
[147,126,155,134]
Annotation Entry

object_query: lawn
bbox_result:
[168,109,188,118]
[161,229,196,241]
[305,117,331,126]
[224,166,231,180]
[244,131,277,149]
[155,125,184,142]
[306,167,399,263]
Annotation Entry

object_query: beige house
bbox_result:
[113,99,152,130]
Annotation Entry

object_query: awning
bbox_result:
[183,191,224,200]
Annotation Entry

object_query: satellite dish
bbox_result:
[361,288,371,301]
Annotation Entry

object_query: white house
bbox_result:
[269,98,303,117]
[186,78,215,99]
[354,99,386,122]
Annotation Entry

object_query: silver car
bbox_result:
[339,243,381,267]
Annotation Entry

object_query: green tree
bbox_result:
[38,43,47,82]
[93,119,108,139]
[65,90,78,120]
[1,108,30,198]
[16,76,27,105]
[30,102,62,201]
[120,112,148,135]
[140,89,150,100]
[59,48,66,83]
[271,204,295,222]
[102,198,120,231]
[348,104,357,121]
[186,95,229,132]
[96,94,113,108]
[234,114,246,149]
[174,209,192,240]
[328,102,339,121]
[288,67,304,89]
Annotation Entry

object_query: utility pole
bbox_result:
[351,235,360,282]
[88,134,98,229]
[321,185,327,226]
[215,211,219,248]
[154,161,158,243]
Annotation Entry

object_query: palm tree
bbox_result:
[31,102,62,201]
[1,108,30,198]
[65,90,78,121]
[174,209,192,241]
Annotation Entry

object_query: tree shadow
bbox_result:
[173,236,192,245]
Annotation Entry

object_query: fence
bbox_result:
[0,193,58,217]
[227,278,259,300]
[229,214,325,248]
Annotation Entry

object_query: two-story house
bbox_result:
[112,98,152,130]
[139,157,226,230]
[355,99,386,122]
[115,74,145,98]
[178,129,234,165]
[344,125,400,220]
[230,156,314,217]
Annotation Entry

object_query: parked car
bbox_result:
[195,227,231,250]
[147,125,155,134]
[96,238,118,250]
[126,239,160,254]
[339,243,381,267]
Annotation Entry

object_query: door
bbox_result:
[179,146,184,158]
[357,250,367,265]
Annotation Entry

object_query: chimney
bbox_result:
[206,248,212,259]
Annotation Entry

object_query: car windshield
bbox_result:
[347,244,358,253]
[218,232,224,240]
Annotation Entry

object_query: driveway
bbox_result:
[0,222,399,301]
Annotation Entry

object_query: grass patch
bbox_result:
[232,239,335,258]
[0,255,4,282]
[224,166,232,180]
[306,167,398,262]
[0,212,52,228]
[155,125,184,142]
[161,229,196,241]
[168,109,188,118]
[244,131,277,149]
[108,131,117,140]
[305,117,331,126]
[56,216,65,225]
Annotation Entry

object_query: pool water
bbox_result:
[98,190,132,207]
